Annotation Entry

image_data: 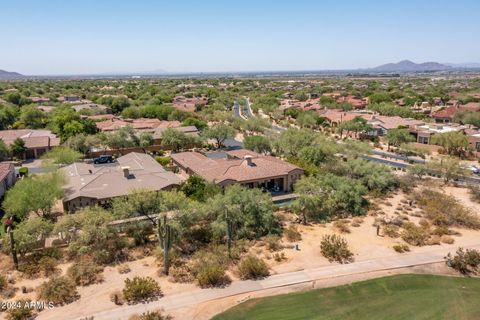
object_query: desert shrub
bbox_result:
[0,274,6,291]
[4,300,36,320]
[382,224,400,238]
[427,235,441,245]
[123,277,162,304]
[118,264,131,274]
[237,256,270,280]
[320,234,354,263]
[393,244,410,253]
[194,262,231,288]
[110,290,124,305]
[351,217,363,227]
[169,265,194,283]
[67,260,104,286]
[441,235,455,244]
[18,263,41,279]
[414,189,480,229]
[284,225,301,242]
[129,310,172,320]
[445,248,480,274]
[418,219,430,228]
[37,276,78,306]
[469,185,480,203]
[264,235,282,251]
[273,252,286,262]
[431,226,454,237]
[38,256,60,277]
[333,220,351,233]
[401,222,430,246]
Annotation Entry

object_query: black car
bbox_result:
[93,155,114,164]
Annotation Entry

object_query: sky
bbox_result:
[1,0,480,75]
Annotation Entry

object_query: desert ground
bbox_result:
[1,179,479,320]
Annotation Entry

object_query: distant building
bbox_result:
[58,95,81,102]
[0,129,60,159]
[432,102,480,123]
[172,96,208,113]
[171,149,303,193]
[61,153,183,212]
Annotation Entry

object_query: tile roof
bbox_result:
[171,150,302,184]
[0,129,60,148]
[62,152,183,201]
[96,118,181,131]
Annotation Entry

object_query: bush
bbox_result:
[382,224,400,238]
[169,265,194,283]
[441,235,455,244]
[333,220,351,233]
[264,235,282,251]
[320,234,354,263]
[5,300,36,320]
[284,225,301,242]
[155,156,171,167]
[401,222,430,246]
[67,260,104,286]
[273,252,286,262]
[393,244,410,253]
[195,262,231,288]
[118,264,131,274]
[414,189,480,229]
[38,256,60,277]
[123,277,162,304]
[0,274,6,291]
[237,256,270,280]
[37,277,78,305]
[110,290,125,305]
[129,310,172,320]
[445,248,480,275]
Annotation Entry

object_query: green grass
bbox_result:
[212,274,480,320]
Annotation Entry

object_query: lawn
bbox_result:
[212,274,480,320]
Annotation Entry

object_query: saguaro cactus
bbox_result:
[226,210,233,258]
[158,215,174,275]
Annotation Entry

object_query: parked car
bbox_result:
[93,155,114,164]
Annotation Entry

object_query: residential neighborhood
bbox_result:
[0,1,480,320]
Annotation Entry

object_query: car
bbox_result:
[93,155,114,164]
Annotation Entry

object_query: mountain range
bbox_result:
[0,69,24,80]
[369,60,451,72]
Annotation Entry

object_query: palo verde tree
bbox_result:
[203,124,236,148]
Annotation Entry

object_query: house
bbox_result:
[336,95,368,109]
[29,97,51,105]
[362,115,424,136]
[410,123,469,144]
[61,153,183,212]
[95,118,181,132]
[172,96,208,113]
[0,162,15,198]
[58,95,81,102]
[432,102,480,123]
[171,149,304,193]
[0,129,60,159]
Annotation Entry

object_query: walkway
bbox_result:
[70,243,480,320]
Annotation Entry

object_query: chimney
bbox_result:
[244,155,253,166]
[122,166,130,178]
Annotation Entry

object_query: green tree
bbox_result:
[42,146,82,165]
[243,135,271,154]
[427,157,469,184]
[182,117,207,130]
[203,124,236,148]
[180,176,220,202]
[293,174,367,224]
[0,139,10,160]
[431,131,469,157]
[274,128,316,158]
[17,105,47,129]
[3,172,64,220]
[161,128,191,153]
[2,217,54,256]
[385,128,414,151]
[10,138,26,159]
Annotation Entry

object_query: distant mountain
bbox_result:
[444,62,480,69]
[370,60,450,72]
[0,69,24,80]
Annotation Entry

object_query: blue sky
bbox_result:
[1,0,479,75]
